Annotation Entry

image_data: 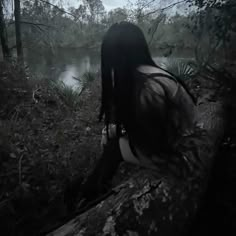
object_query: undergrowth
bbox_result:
[0,62,102,235]
[0,60,234,235]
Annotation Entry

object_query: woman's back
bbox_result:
[125,65,196,159]
[99,21,197,171]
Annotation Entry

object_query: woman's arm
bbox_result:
[64,130,123,213]
[82,137,123,202]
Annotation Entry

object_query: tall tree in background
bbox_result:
[0,0,11,60]
[14,0,23,63]
[188,0,236,62]
[107,8,128,25]
[83,0,105,24]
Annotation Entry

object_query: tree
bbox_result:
[83,0,105,24]
[0,0,11,60]
[14,0,24,64]
[107,8,128,25]
[189,0,236,61]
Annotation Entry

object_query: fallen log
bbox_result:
[48,97,225,235]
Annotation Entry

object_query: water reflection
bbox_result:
[57,56,168,89]
[58,65,80,89]
[25,48,189,90]
[25,48,100,89]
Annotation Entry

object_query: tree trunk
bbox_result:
[0,0,11,60]
[14,0,23,64]
[48,86,226,235]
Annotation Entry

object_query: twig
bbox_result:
[9,20,51,32]
[18,154,24,186]
[22,21,45,32]
[32,88,40,103]
[148,15,165,45]
[140,0,156,10]
[78,86,86,96]
[136,0,156,19]
[72,76,82,83]
[38,0,77,19]
[9,20,53,28]
[143,0,187,17]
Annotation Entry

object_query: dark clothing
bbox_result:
[125,68,196,158]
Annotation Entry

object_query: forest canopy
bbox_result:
[0,0,235,62]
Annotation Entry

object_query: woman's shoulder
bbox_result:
[135,65,195,104]
[134,65,196,130]
[137,65,172,76]
[135,65,180,101]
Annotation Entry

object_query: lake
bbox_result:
[25,48,188,89]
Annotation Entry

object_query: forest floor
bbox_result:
[0,62,104,235]
[0,61,235,235]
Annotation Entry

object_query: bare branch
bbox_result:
[143,0,187,17]
[9,20,53,28]
[9,20,53,32]
[139,0,156,11]
[148,15,165,45]
[135,0,156,20]
[38,0,77,19]
[22,21,53,28]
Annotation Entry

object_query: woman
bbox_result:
[99,21,196,164]
[65,22,197,210]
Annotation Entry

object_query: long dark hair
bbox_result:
[99,22,160,134]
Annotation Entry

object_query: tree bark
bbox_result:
[0,0,11,60]
[14,0,23,64]
[48,91,225,235]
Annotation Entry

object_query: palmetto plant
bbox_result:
[50,70,97,108]
[73,70,96,93]
[50,80,81,108]
[160,58,198,81]
[82,71,96,83]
